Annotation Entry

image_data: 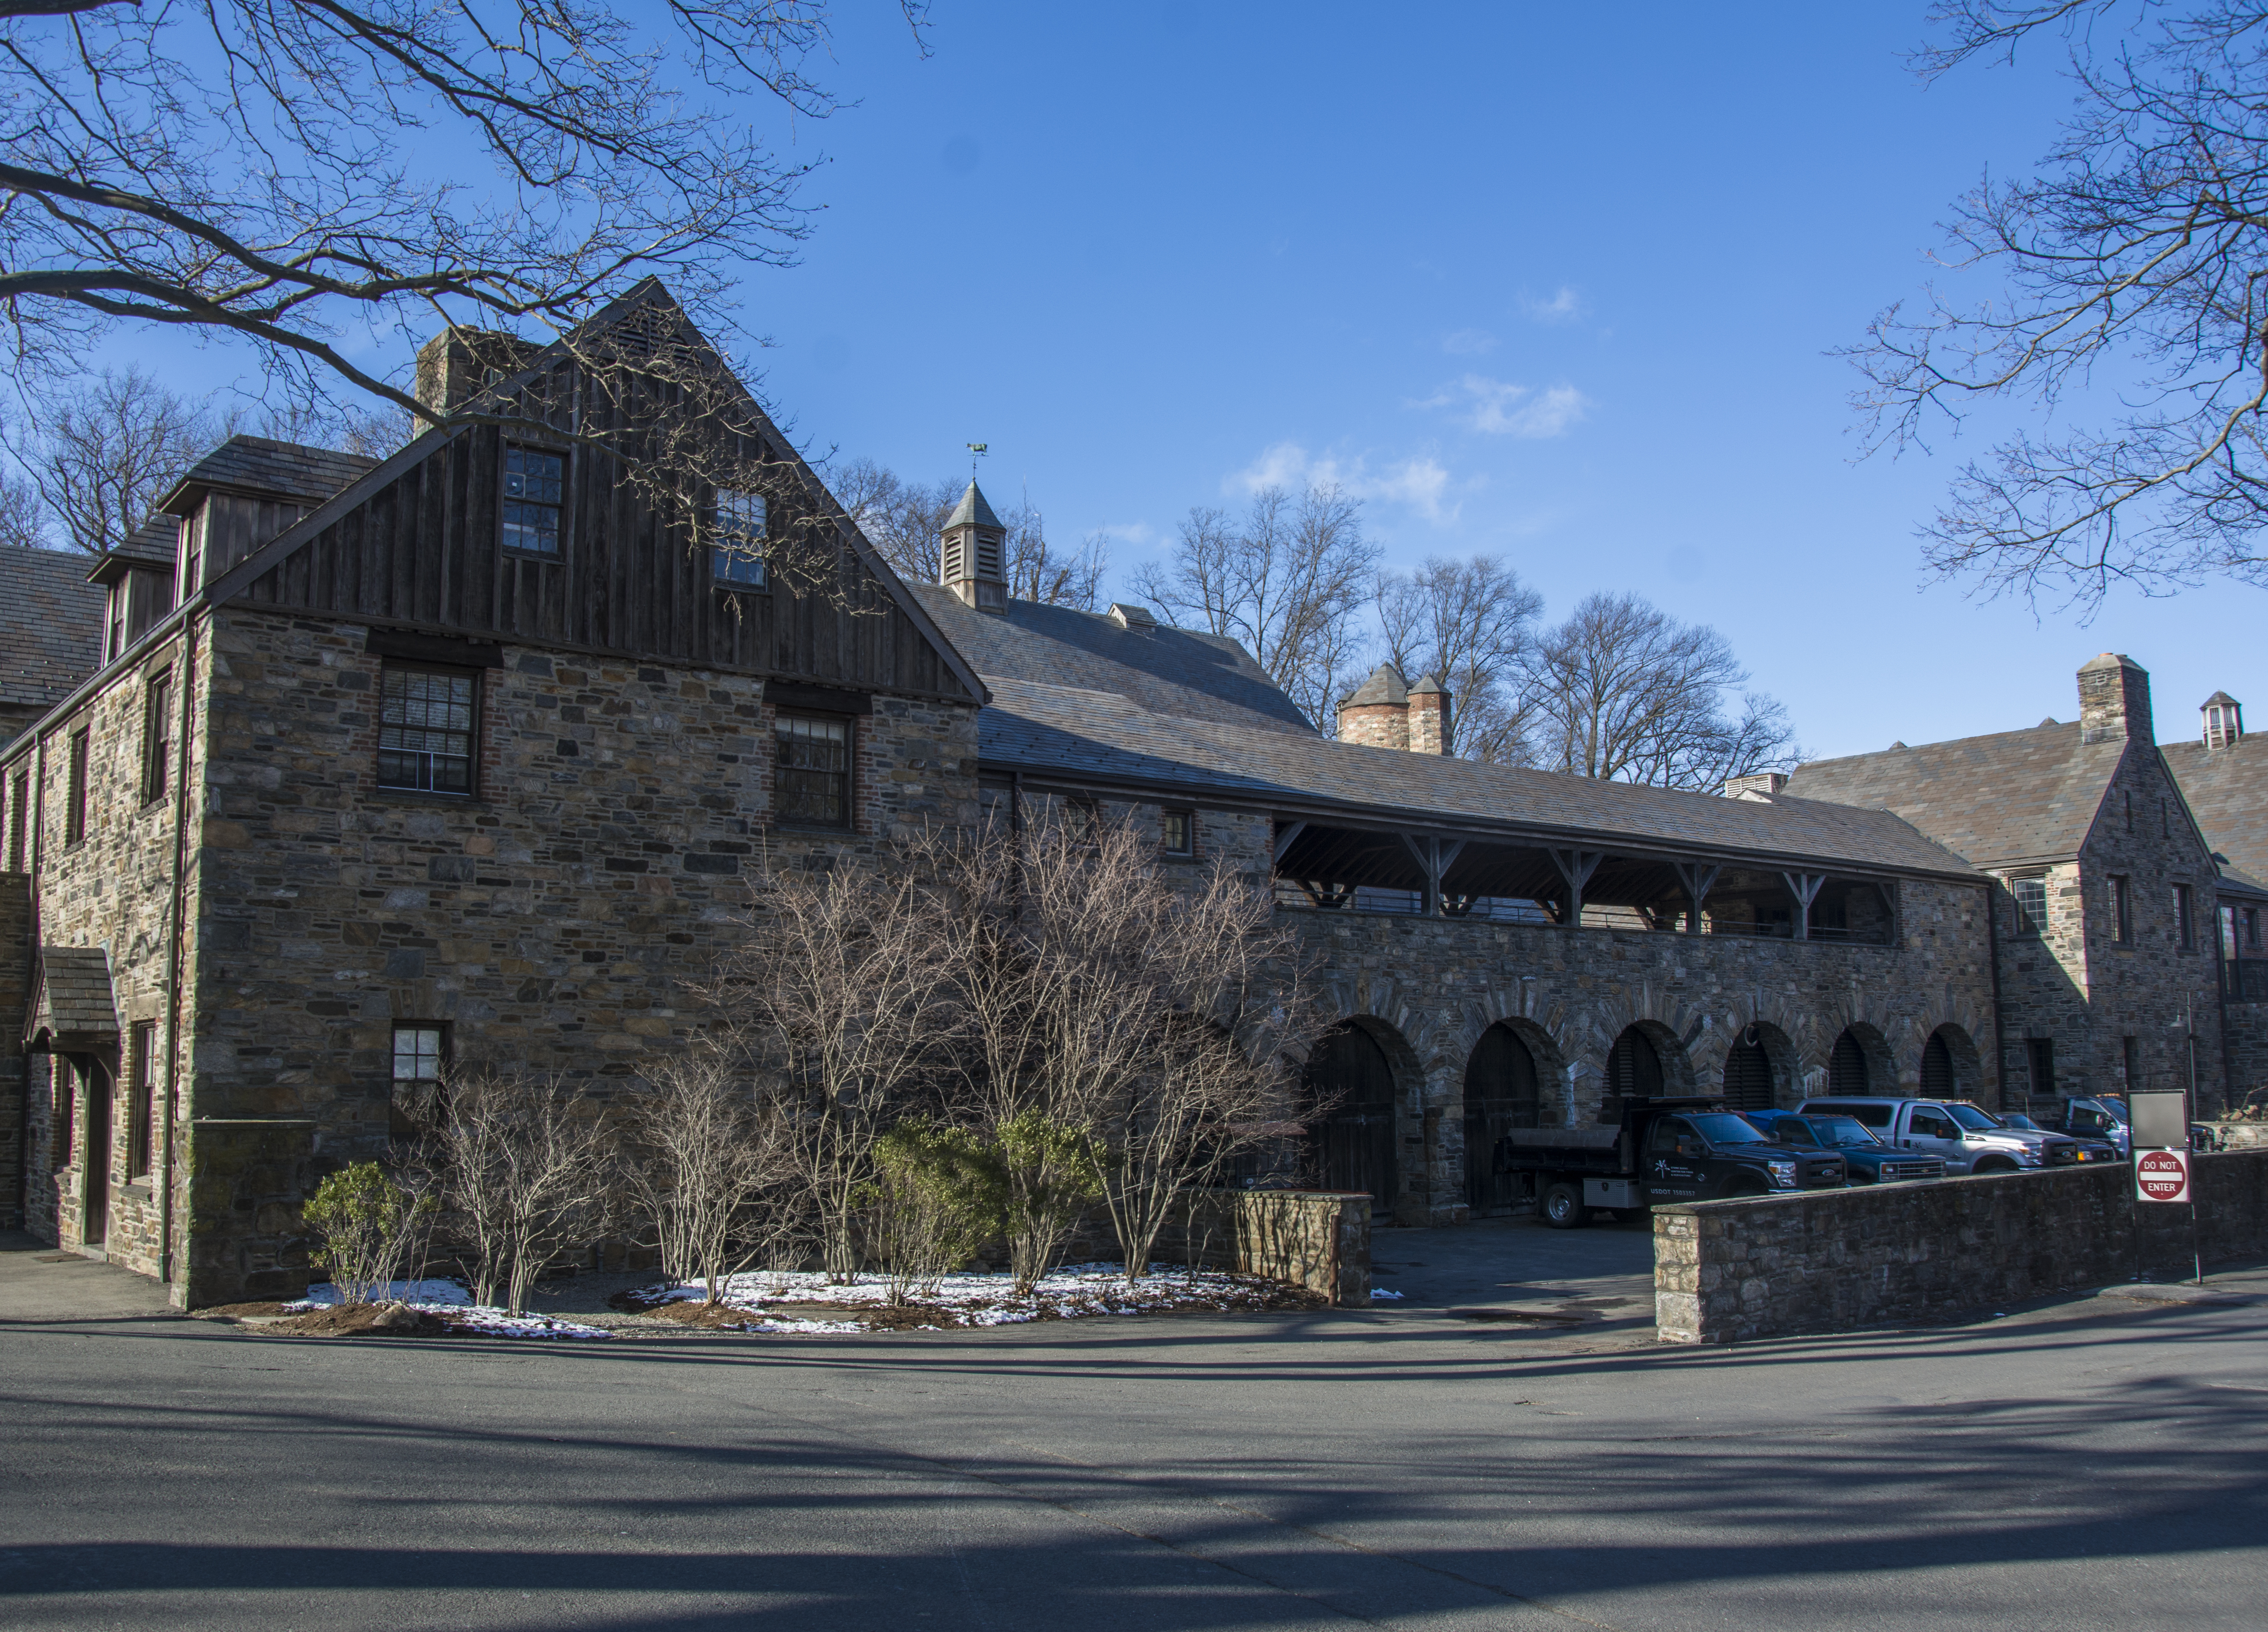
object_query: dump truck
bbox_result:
[1494,1096,1848,1227]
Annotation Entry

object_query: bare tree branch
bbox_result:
[1375,554,1543,762]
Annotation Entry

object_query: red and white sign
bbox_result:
[2136,1148,2190,1204]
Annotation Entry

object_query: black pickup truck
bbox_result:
[1494,1096,1848,1228]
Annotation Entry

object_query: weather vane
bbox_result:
[967,442,987,483]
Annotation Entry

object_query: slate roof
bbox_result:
[113,516,179,565]
[908,583,1317,736]
[158,436,378,514]
[979,675,1979,878]
[26,946,118,1044]
[946,481,1002,531]
[1782,721,2130,868]
[1343,664,1408,708]
[0,549,106,713]
[2162,733,2268,888]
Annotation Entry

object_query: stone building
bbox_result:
[1787,655,2268,1113]
[2,283,2258,1299]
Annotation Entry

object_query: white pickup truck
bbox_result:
[1795,1096,2109,1174]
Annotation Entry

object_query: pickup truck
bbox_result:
[1495,1096,1848,1228]
[1740,1110,1946,1184]
[1796,1096,2101,1173]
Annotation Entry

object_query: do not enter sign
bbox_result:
[2136,1148,2191,1204]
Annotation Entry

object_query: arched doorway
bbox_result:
[1303,1023,1398,1213]
[1828,1029,1869,1095]
[1600,1025,1666,1122]
[1920,1029,1954,1097]
[1463,1024,1539,1213]
[1721,1031,1774,1111]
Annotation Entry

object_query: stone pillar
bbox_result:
[2078,653,2153,744]
[1336,664,1409,749]
[1408,675,1452,754]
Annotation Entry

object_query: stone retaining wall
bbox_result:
[1154,1189,1371,1306]
[1655,1150,2268,1344]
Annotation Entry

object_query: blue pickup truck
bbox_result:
[1740,1110,1945,1185]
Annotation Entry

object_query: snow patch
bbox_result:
[290,1280,609,1340]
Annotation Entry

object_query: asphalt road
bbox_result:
[3,1227,2264,1631]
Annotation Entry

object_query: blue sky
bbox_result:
[82,4,2267,761]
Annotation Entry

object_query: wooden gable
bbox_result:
[216,293,981,704]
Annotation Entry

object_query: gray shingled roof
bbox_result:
[908,583,1316,735]
[946,481,1002,531]
[26,946,117,1044]
[2163,732,2268,887]
[158,436,378,514]
[1343,664,1408,708]
[0,549,106,711]
[1783,721,2129,868]
[113,516,178,565]
[980,676,1979,878]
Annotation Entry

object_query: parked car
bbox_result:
[2043,1094,2221,1153]
[1495,1096,1847,1227]
[1999,1110,2122,1164]
[1740,1111,1945,1184]
[1796,1096,2098,1173]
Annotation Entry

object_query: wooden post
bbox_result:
[1780,871,1827,941]
[1548,848,1604,929]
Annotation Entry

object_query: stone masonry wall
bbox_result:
[175,607,979,1305]
[1158,1189,1371,1306]
[0,871,27,1229]
[1656,1149,2268,1343]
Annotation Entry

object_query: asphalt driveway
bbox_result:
[3,1224,2263,1630]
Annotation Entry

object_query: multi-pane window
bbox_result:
[178,512,203,600]
[502,444,565,554]
[377,667,477,795]
[2174,882,2196,949]
[7,772,26,871]
[142,670,172,805]
[2110,875,2132,945]
[391,1023,446,1136]
[2027,1037,2056,1096]
[65,728,89,845]
[712,490,768,588]
[127,1020,156,1179]
[1160,808,1194,856]
[2010,875,2046,936]
[775,714,850,827]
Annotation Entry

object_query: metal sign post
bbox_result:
[2131,1087,2201,1284]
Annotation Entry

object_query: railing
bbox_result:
[2227,958,2268,1003]
[1271,882,1892,943]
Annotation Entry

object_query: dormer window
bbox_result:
[104,568,176,661]
[2204,693,2244,750]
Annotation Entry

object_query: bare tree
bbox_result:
[1856,1,2268,609]
[726,842,962,1280]
[623,1048,799,1305]
[0,469,41,549]
[14,369,207,554]
[1522,592,1800,790]
[1375,554,1544,762]
[1131,483,1378,729]
[1001,493,1109,612]
[832,457,1108,609]
[0,2,922,417]
[431,1071,611,1314]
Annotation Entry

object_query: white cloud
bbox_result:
[1520,285,1584,324]
[1418,375,1591,438]
[1441,328,1498,356]
[1226,442,1461,524]
[1097,520,1155,547]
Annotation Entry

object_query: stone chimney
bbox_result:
[1337,664,1410,750]
[2077,653,2153,745]
[1722,772,1788,801]
[415,326,539,417]
[1407,674,1452,755]
[941,480,1007,613]
[2203,691,2244,751]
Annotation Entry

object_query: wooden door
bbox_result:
[1464,1025,1539,1212]
[79,1056,111,1245]
[1304,1026,1398,1215]
[1722,1036,1774,1111]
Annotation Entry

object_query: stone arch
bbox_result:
[1920,1023,1984,1100]
[1827,1021,1896,1097]
[1462,1023,1544,1215]
[1720,1020,1801,1112]
[1596,1018,1695,1124]
[1300,1013,1424,1219]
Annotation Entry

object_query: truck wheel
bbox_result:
[1541,1182,1588,1229]
[1724,1178,1769,1199]
[1973,1157,2016,1174]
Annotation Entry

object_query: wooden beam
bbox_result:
[1271,819,1308,866]
[1547,848,1604,927]
[1780,871,1827,942]
[1672,861,1720,935]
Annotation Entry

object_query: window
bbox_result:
[390,1023,446,1137]
[2226,904,2242,960]
[1160,808,1193,856]
[65,728,89,845]
[52,1057,73,1168]
[178,512,203,599]
[2110,875,2132,945]
[142,671,172,805]
[711,490,768,589]
[2123,1035,2141,1093]
[376,666,477,795]
[127,1020,156,1179]
[1909,1107,1959,1141]
[775,714,850,827]
[2175,882,2195,949]
[2011,875,2046,936]
[2027,1037,2056,1096]
[2250,908,2263,951]
[7,772,25,871]
[107,584,127,664]
[502,444,565,554]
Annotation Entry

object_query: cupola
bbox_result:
[941,480,1007,613]
[2203,691,2245,751]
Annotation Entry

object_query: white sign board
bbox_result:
[2136,1147,2190,1204]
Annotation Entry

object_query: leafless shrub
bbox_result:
[623,1049,801,1305]
[430,1071,611,1314]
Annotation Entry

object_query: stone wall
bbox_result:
[1655,1150,2268,1343]
[1157,1189,1371,1306]
[0,871,27,1228]
[2217,998,2268,1112]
